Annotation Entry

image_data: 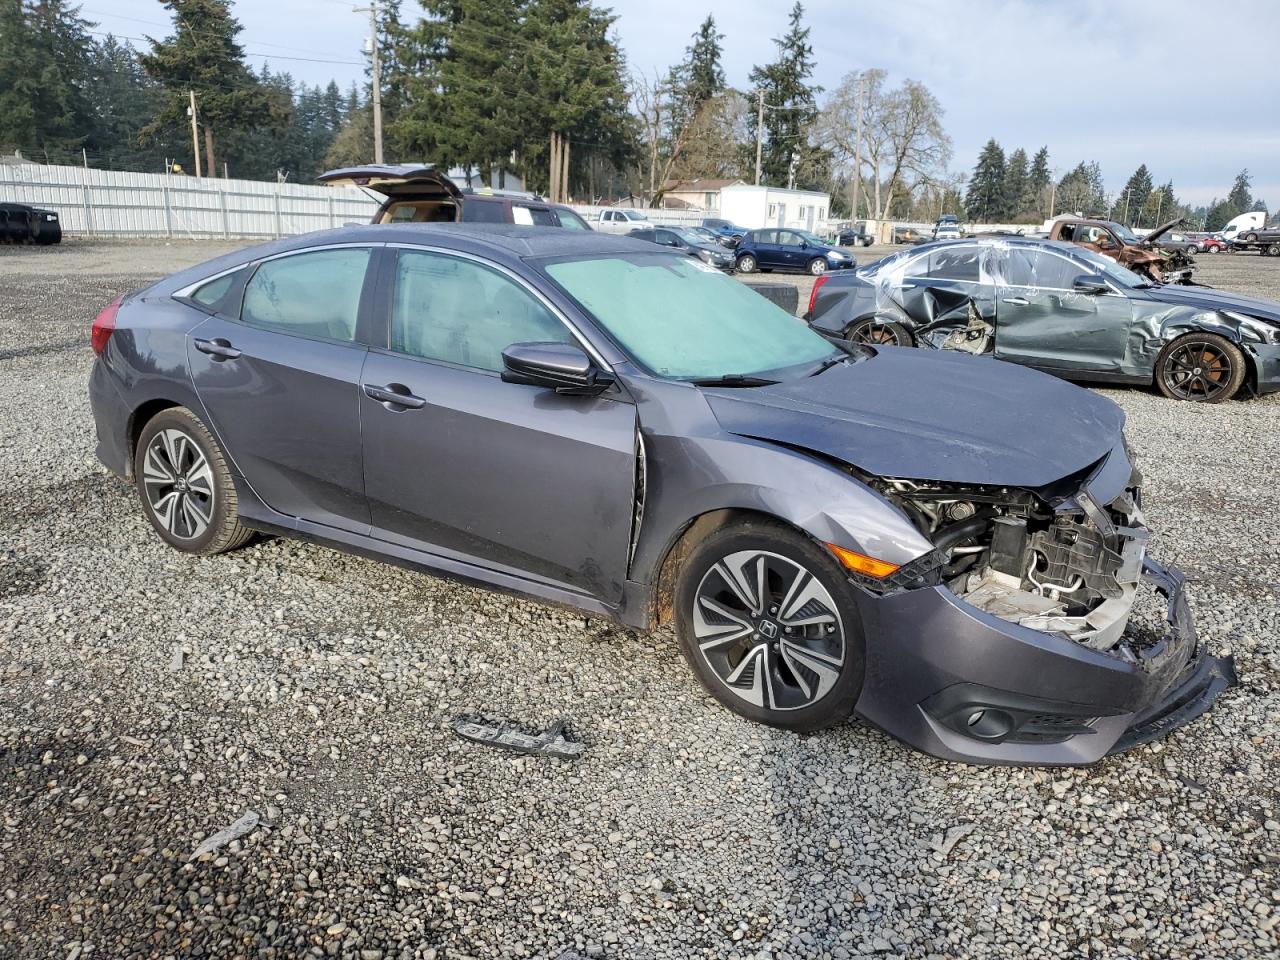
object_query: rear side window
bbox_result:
[556,208,591,230]
[515,206,557,227]
[461,198,508,223]
[240,248,371,342]
[929,246,980,281]
[191,271,239,308]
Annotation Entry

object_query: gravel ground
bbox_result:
[1,239,1278,960]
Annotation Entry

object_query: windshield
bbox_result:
[1070,247,1150,288]
[1105,221,1140,244]
[542,253,838,380]
[797,231,827,246]
[671,227,708,245]
[624,210,649,221]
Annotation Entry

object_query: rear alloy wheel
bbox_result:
[1243,232,1259,243]
[1155,334,1246,403]
[674,520,865,732]
[846,317,912,347]
[134,407,253,554]
[808,257,828,276]
[736,254,757,273]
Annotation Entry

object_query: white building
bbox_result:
[718,184,832,233]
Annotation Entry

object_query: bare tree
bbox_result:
[817,70,951,219]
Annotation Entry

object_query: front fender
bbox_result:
[630,429,933,589]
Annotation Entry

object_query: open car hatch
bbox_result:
[316,164,464,201]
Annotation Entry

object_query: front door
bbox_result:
[187,245,376,532]
[993,247,1132,373]
[360,247,638,602]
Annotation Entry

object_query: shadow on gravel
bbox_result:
[0,550,47,597]
[0,339,85,362]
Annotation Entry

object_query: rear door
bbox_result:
[752,230,780,266]
[186,245,378,532]
[993,247,1132,373]
[359,246,638,601]
[896,243,996,341]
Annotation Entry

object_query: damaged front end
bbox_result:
[846,450,1236,764]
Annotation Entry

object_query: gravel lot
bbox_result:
[1,238,1278,960]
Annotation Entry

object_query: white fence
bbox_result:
[0,161,379,239]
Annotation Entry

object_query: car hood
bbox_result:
[1142,217,1186,245]
[704,348,1124,487]
[691,241,732,257]
[1141,284,1280,324]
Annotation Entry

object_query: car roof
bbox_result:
[145,223,677,296]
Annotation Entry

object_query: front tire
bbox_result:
[808,257,828,276]
[736,254,757,273]
[134,407,253,554]
[1155,334,1246,403]
[674,519,865,732]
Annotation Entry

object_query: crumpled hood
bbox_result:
[704,348,1125,487]
[1141,284,1280,325]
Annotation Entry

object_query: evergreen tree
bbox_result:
[965,138,1005,222]
[1025,145,1050,217]
[0,0,42,152]
[87,35,168,170]
[1003,148,1027,222]
[1226,169,1252,212]
[1056,161,1106,216]
[747,2,820,186]
[140,0,285,175]
[669,14,724,135]
[1119,164,1152,226]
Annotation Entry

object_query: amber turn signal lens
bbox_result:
[826,543,900,579]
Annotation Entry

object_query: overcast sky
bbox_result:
[82,0,1277,208]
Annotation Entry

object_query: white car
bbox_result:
[598,209,651,235]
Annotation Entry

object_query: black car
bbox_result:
[0,202,62,244]
[837,228,874,247]
[649,226,736,269]
[806,236,1280,402]
[316,165,592,230]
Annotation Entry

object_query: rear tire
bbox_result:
[1154,333,1246,403]
[1243,232,1259,243]
[846,317,912,347]
[1268,243,1280,257]
[134,407,253,554]
[674,519,865,732]
[736,254,757,273]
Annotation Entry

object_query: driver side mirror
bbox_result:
[1072,274,1110,295]
[501,342,614,396]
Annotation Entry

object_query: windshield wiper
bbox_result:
[687,374,779,387]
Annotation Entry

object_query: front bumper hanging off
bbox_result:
[851,555,1235,766]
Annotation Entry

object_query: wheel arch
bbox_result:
[126,398,183,480]
[648,508,822,628]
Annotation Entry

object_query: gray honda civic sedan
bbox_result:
[88,224,1234,765]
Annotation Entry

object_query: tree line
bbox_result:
[1,0,1268,228]
[963,138,1268,230]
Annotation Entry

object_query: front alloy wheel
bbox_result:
[809,257,828,276]
[1155,334,1245,403]
[674,520,864,731]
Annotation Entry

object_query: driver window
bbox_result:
[776,231,802,247]
[390,251,572,372]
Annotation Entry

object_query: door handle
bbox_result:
[363,382,426,410]
[193,337,241,360]
[1001,297,1030,306]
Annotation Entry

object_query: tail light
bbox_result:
[807,273,830,316]
[91,296,123,356]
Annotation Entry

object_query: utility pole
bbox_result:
[1122,188,1131,226]
[187,90,202,178]
[754,89,764,186]
[850,72,864,222]
[354,2,384,164]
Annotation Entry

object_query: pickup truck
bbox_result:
[597,208,651,234]
[1046,216,1195,284]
